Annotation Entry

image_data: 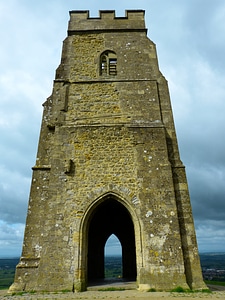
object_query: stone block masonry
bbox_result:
[9,10,206,293]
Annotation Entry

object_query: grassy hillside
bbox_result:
[0,258,19,290]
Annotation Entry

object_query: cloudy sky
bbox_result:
[0,0,225,258]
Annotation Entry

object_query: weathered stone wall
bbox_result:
[10,10,206,293]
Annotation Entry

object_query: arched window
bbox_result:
[100,51,117,76]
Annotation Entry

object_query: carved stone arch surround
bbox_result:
[77,190,143,289]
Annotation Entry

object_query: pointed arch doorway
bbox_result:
[104,234,122,279]
[87,196,137,284]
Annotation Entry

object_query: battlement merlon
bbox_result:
[68,10,147,33]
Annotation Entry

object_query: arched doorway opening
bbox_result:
[87,197,137,284]
[104,234,122,279]
[105,234,122,257]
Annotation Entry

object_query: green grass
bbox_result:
[0,269,15,289]
[98,287,126,291]
[201,289,212,293]
[170,286,212,294]
[205,280,225,286]
[170,286,187,293]
[11,291,25,296]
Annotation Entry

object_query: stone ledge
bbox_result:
[17,257,40,268]
[32,165,51,171]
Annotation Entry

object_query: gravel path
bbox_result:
[1,289,225,300]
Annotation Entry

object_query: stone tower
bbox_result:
[10,10,206,293]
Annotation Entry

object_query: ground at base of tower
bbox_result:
[1,290,225,300]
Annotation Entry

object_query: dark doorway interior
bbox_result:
[87,198,137,283]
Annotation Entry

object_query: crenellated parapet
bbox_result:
[68,10,146,33]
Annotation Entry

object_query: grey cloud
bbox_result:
[183,0,225,72]
[0,171,29,224]
[195,219,225,252]
[0,221,24,257]
[0,0,225,256]
[189,167,225,220]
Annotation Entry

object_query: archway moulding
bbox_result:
[77,190,143,290]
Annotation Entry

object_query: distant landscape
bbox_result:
[200,253,225,283]
[1,253,225,290]
[0,258,19,290]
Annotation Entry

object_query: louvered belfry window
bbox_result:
[100,51,117,76]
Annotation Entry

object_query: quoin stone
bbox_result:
[10,10,206,292]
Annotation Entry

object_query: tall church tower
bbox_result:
[10,10,206,292]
